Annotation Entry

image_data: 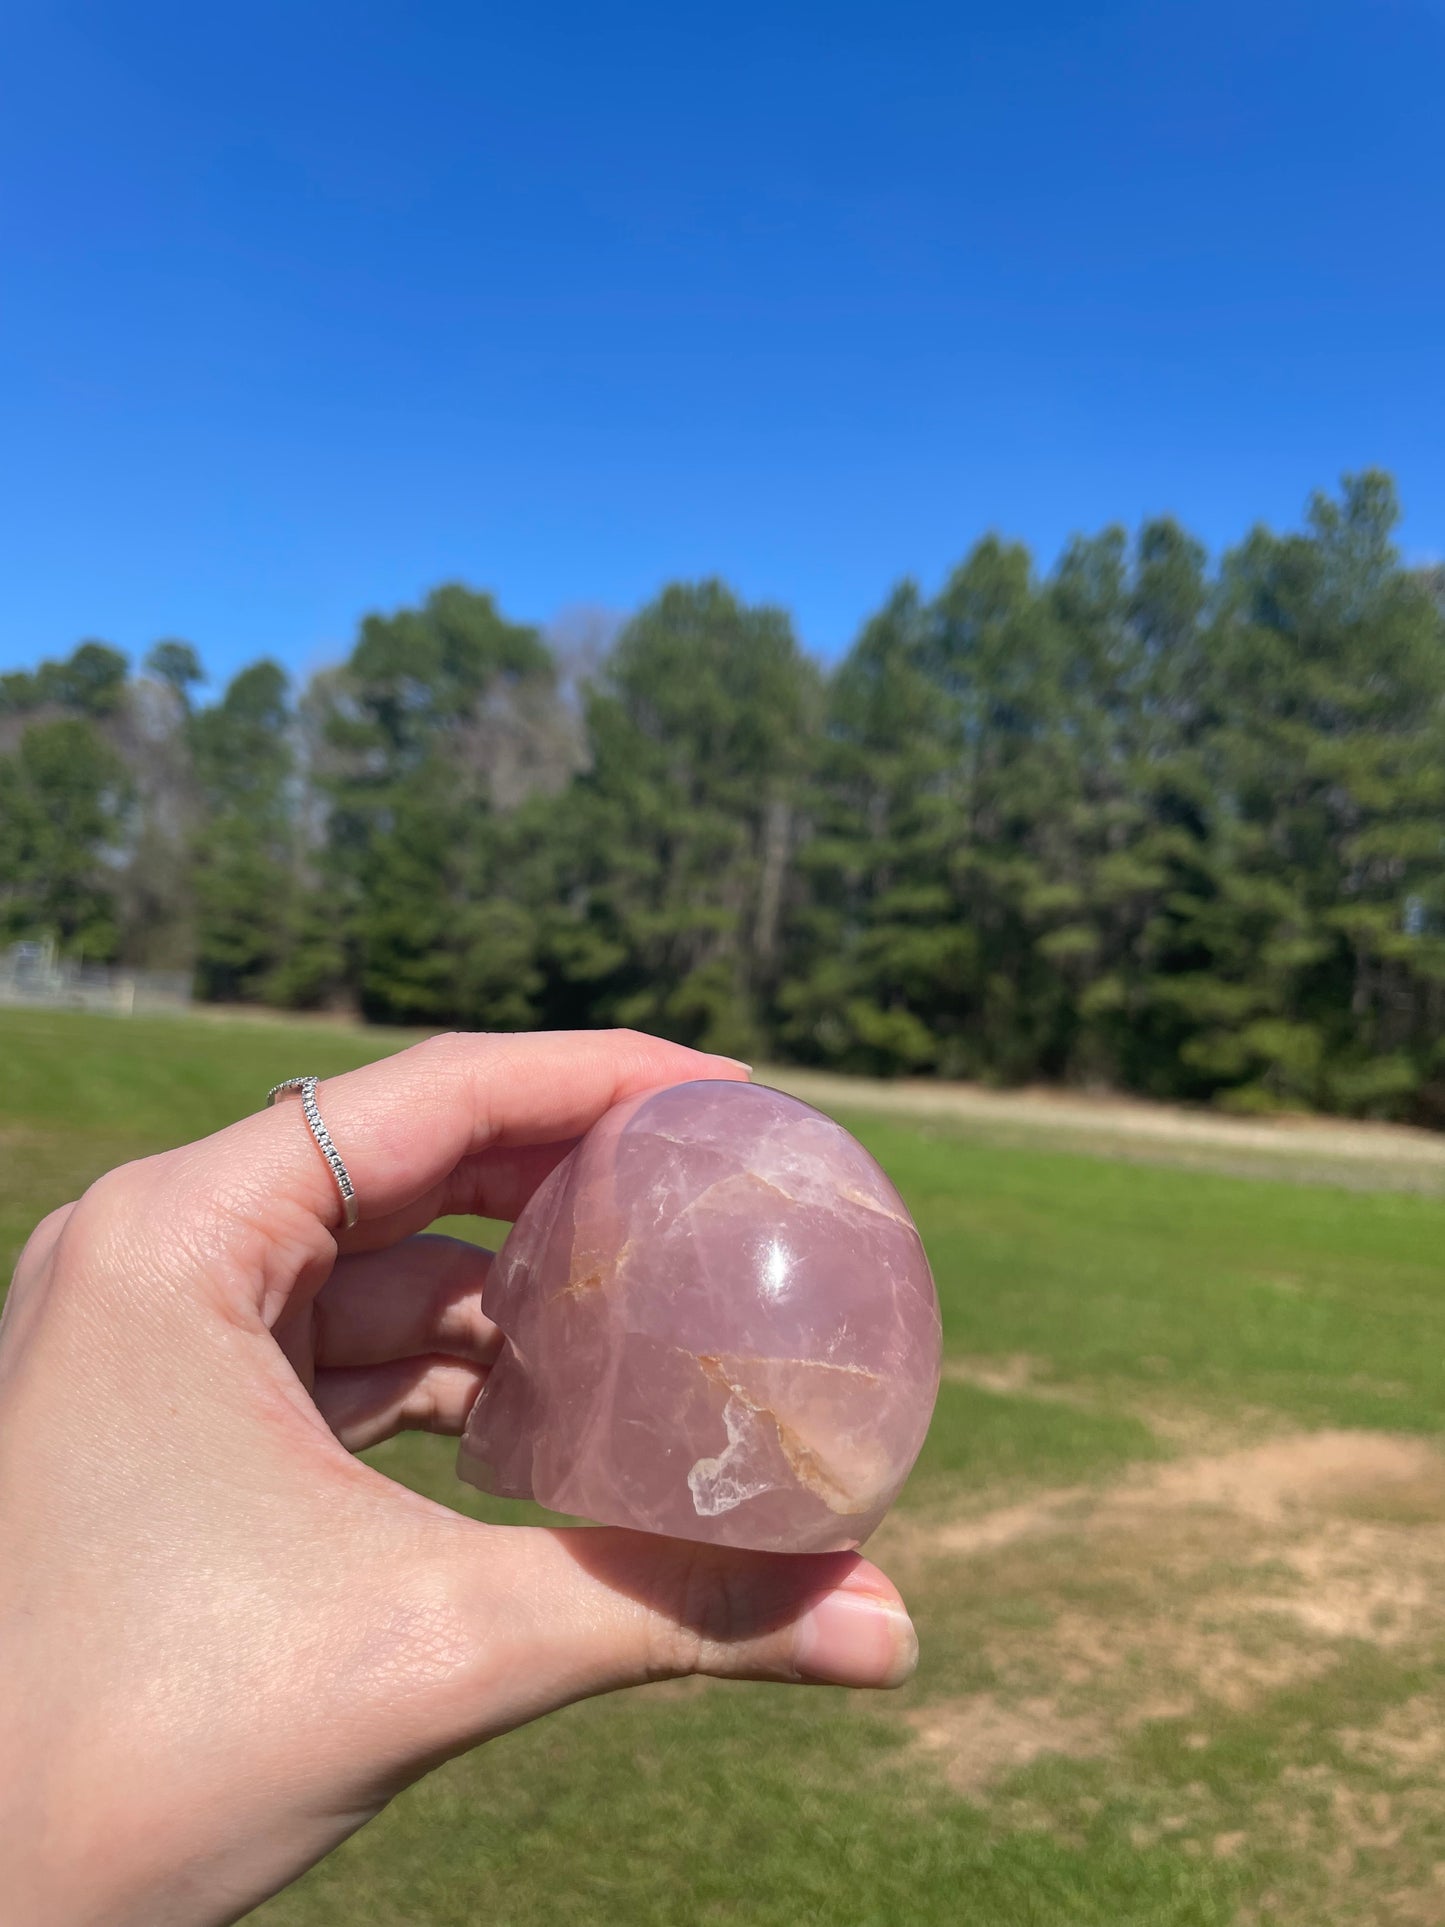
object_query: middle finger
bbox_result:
[311,1234,500,1370]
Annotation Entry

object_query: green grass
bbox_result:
[846,1113,1445,1433]
[905,1380,1166,1505]
[6,1005,1445,1925]
[253,1687,1252,1927]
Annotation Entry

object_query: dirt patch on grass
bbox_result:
[943,1354,1052,1396]
[1338,1696,1445,1776]
[888,1428,1445,1563]
[1239,1758,1445,1923]
[892,1428,1445,1804]
[913,1486,1095,1560]
[941,1354,1104,1410]
[1142,1432,1445,1523]
[904,1694,1108,1795]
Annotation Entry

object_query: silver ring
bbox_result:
[267,1075,359,1230]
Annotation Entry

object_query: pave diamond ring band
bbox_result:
[267,1075,360,1230]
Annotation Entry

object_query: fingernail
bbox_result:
[794,1589,918,1689]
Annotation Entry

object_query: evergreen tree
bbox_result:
[190,661,298,1002]
[780,583,961,1072]
[4,475,1442,1122]
[0,718,130,957]
[317,584,557,1025]
[549,581,819,1059]
[1167,474,1445,1113]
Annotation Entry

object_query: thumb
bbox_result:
[425,1524,919,1751]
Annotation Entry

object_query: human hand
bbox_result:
[0,1031,917,1926]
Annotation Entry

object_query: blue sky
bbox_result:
[2,0,1441,689]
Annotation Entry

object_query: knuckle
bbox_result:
[399,1360,450,1437]
[643,1542,738,1681]
[23,1199,76,1251]
[415,1029,464,1060]
[64,1150,213,1274]
[429,1239,492,1348]
[67,1160,153,1241]
[412,1029,498,1071]
[603,1028,668,1080]
[11,1158,170,1311]
[419,1365,448,1433]
[407,1030,501,1103]
[391,1031,463,1088]
[10,1200,76,1289]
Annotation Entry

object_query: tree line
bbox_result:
[3,472,1444,1121]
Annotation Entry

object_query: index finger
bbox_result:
[145,1031,750,1300]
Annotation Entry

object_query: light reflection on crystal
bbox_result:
[761,1237,791,1300]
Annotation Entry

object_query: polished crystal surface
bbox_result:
[457,1079,942,1552]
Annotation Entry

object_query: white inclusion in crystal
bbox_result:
[687,1397,774,1517]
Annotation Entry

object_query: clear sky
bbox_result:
[2,0,1441,688]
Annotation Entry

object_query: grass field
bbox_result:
[6,1009,1445,1925]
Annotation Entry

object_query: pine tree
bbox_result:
[548,581,819,1059]
[0,718,130,957]
[316,584,558,1025]
[191,661,298,1003]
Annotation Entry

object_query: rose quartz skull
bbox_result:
[457,1079,941,1552]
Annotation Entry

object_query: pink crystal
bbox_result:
[457,1079,941,1552]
